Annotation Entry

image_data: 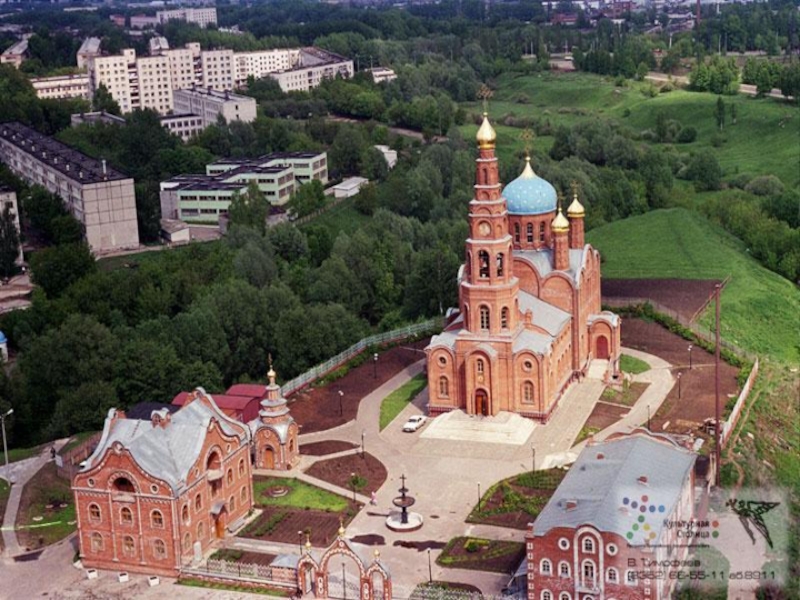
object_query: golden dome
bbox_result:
[476,112,496,149]
[552,208,570,233]
[567,192,585,218]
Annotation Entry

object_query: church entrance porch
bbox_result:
[595,336,609,359]
[263,446,276,470]
[475,390,489,416]
[211,502,227,538]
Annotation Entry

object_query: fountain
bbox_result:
[385,474,423,532]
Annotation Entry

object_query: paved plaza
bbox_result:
[0,346,679,599]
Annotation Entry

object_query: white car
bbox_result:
[402,415,427,432]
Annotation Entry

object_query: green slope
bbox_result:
[587,208,800,364]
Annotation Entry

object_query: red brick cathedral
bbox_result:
[425,114,621,421]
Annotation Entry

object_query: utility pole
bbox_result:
[714,284,721,487]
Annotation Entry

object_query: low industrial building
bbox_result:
[0,122,139,252]
[0,38,28,68]
[172,87,257,129]
[363,66,397,83]
[160,151,328,222]
[331,176,369,199]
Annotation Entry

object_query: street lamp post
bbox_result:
[342,562,347,600]
[688,344,694,370]
[1,408,12,482]
[373,353,378,379]
[350,472,357,503]
[427,548,432,583]
[298,530,304,554]
[338,390,344,416]
[531,443,536,473]
[647,405,651,431]
[477,482,481,512]
[677,372,682,399]
[361,430,365,458]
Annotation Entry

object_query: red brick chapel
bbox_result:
[425,113,621,421]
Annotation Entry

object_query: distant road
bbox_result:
[326,116,447,143]
[645,71,791,101]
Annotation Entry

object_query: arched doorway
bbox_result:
[475,390,489,416]
[300,564,315,595]
[327,555,361,599]
[264,446,275,470]
[596,336,609,359]
[213,507,226,539]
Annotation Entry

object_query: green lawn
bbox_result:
[3,445,42,465]
[620,354,651,375]
[299,196,369,237]
[379,373,427,430]
[252,476,349,512]
[587,208,800,364]
[462,71,800,186]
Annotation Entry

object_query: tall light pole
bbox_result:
[677,372,682,399]
[298,530,304,554]
[1,408,12,483]
[361,430,366,458]
[373,353,378,379]
[350,472,357,503]
[342,562,347,600]
[531,443,536,473]
[714,284,722,487]
[688,344,694,370]
[477,482,481,512]
[338,390,344,416]
[427,548,433,583]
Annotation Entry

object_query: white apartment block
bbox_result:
[173,87,256,126]
[130,15,160,30]
[77,37,102,69]
[364,66,397,83]
[0,38,28,68]
[30,74,91,100]
[0,122,139,252]
[157,7,218,28]
[89,45,353,114]
[268,48,354,92]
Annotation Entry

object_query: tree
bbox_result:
[715,97,726,130]
[287,180,326,218]
[228,181,269,234]
[0,204,19,278]
[50,214,83,245]
[360,146,389,182]
[22,185,68,243]
[92,83,121,116]
[29,242,96,298]
[49,381,118,438]
[730,102,737,125]
[686,151,722,191]
[403,243,460,318]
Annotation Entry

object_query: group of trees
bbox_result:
[688,56,740,95]
[742,58,800,99]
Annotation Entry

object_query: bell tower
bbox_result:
[460,104,520,336]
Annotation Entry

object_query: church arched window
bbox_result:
[479,306,490,331]
[476,359,485,374]
[539,222,546,242]
[478,251,490,278]
[501,307,509,329]
[439,377,449,398]
[496,253,504,277]
[523,381,534,403]
[514,223,520,244]
[526,223,534,243]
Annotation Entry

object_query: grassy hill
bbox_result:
[462,72,800,186]
[587,208,800,364]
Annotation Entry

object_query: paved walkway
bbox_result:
[285,349,673,596]
[1,438,68,557]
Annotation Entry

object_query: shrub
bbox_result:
[677,127,697,143]
[728,173,752,190]
[710,133,727,147]
[744,175,785,197]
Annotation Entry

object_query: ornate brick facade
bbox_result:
[250,366,300,471]
[426,115,621,420]
[72,389,254,577]
[526,433,697,600]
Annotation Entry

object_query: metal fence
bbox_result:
[721,357,760,447]
[182,558,295,589]
[281,318,442,397]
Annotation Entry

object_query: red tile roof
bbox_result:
[226,383,266,398]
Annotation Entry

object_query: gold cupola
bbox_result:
[552,207,570,233]
[476,113,496,149]
[567,191,585,218]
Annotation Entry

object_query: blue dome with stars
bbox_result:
[502,158,558,216]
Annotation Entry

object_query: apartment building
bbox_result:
[0,122,139,252]
[89,45,353,115]
[363,66,397,83]
[157,7,218,28]
[76,37,102,70]
[30,74,91,100]
[0,38,28,68]
[130,14,160,30]
[160,151,327,222]
[268,48,354,92]
[173,87,256,127]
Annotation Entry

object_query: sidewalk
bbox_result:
[1,438,69,557]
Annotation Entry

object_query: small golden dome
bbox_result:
[552,208,570,233]
[567,193,585,218]
[519,155,535,179]
[476,112,496,149]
